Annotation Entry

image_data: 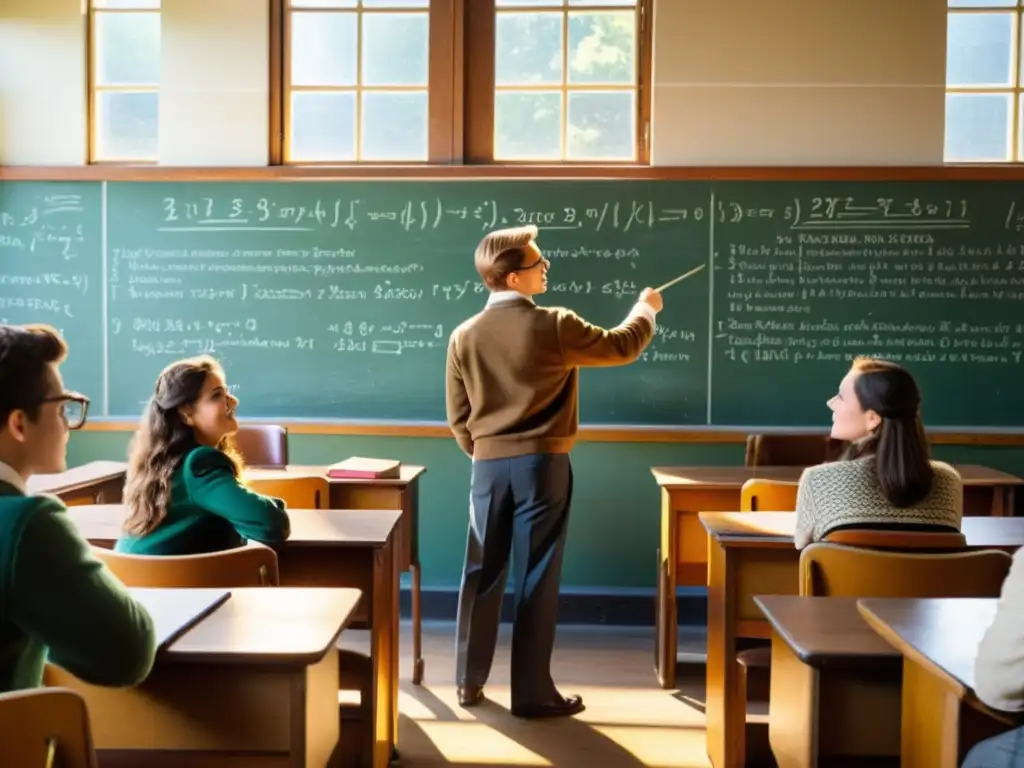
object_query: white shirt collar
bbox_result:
[486,290,534,307]
[0,460,26,494]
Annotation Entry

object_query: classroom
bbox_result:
[2,0,1024,766]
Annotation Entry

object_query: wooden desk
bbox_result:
[45,587,360,768]
[755,595,902,766]
[699,513,1024,768]
[27,460,127,504]
[653,464,1024,687]
[245,463,427,684]
[67,505,402,768]
[858,598,1019,768]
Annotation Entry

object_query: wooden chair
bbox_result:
[824,527,967,551]
[736,539,1011,766]
[0,687,97,768]
[745,433,844,467]
[799,542,1011,598]
[92,545,279,587]
[244,475,329,509]
[739,478,799,511]
[234,424,288,468]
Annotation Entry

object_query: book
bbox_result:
[327,456,401,479]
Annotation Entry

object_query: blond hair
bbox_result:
[474,225,538,291]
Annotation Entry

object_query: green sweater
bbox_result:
[0,482,156,692]
[115,446,291,555]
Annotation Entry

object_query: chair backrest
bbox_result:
[0,688,97,768]
[824,528,968,551]
[739,478,799,511]
[799,542,1012,597]
[244,475,329,509]
[93,545,279,587]
[745,433,844,467]
[234,424,288,468]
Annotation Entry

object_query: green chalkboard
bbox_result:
[0,182,104,402]
[2,177,1024,428]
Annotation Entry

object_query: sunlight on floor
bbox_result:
[414,722,552,766]
[400,683,712,767]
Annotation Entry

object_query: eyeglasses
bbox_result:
[511,255,549,272]
[39,392,90,430]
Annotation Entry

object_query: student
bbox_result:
[446,224,662,718]
[0,323,156,691]
[963,547,1024,766]
[116,355,290,555]
[793,356,962,549]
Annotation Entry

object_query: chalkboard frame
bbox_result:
[6,163,1024,445]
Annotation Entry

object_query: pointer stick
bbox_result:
[654,263,706,293]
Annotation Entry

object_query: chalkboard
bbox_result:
[0,182,104,402]
[2,177,1023,428]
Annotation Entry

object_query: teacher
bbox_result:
[445,224,662,718]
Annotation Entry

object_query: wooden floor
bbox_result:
[353,621,719,768]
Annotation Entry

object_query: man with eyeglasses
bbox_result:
[446,224,662,718]
[0,323,156,692]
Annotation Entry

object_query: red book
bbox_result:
[327,457,401,480]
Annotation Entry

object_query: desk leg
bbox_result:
[655,549,676,689]
[411,561,423,685]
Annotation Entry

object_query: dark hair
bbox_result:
[842,356,933,507]
[474,225,538,291]
[0,323,68,427]
[123,354,242,536]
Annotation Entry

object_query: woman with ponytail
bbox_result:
[116,355,290,555]
[793,356,962,549]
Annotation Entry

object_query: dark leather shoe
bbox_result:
[511,693,585,719]
[458,685,484,707]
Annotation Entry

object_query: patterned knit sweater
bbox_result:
[793,456,963,549]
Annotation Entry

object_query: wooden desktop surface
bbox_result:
[66,504,401,551]
[857,597,998,696]
[653,464,1024,488]
[754,595,899,668]
[703,512,1024,550]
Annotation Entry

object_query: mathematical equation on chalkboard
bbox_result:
[154,194,983,234]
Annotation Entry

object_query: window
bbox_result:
[465,0,650,164]
[284,0,431,163]
[946,0,1021,161]
[89,0,161,162]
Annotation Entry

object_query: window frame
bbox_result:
[946,1,1023,163]
[463,0,652,166]
[270,0,653,166]
[272,0,458,165]
[87,1,161,165]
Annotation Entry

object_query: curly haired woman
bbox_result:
[115,355,290,555]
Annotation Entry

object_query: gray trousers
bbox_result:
[454,453,573,707]
[962,727,1024,767]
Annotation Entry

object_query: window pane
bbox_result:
[94,0,159,7]
[497,0,564,6]
[944,93,1011,161]
[949,0,1015,6]
[290,92,356,161]
[567,91,634,160]
[360,0,428,6]
[361,92,427,160]
[569,0,636,5]
[495,91,561,159]
[946,12,1015,86]
[568,11,635,85]
[94,11,160,86]
[291,11,357,86]
[362,12,428,86]
[496,12,563,85]
[95,91,158,160]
